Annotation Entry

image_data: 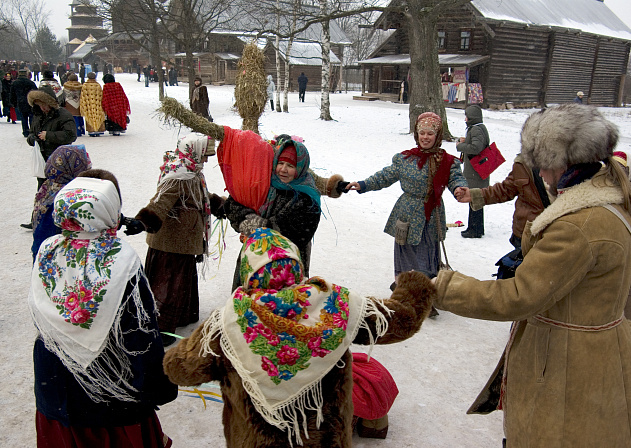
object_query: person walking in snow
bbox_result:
[434,104,631,447]
[267,74,275,111]
[347,112,467,317]
[39,70,64,104]
[101,73,130,136]
[62,73,85,137]
[80,72,105,137]
[298,72,308,102]
[456,104,490,238]
[190,76,212,121]
[10,68,37,137]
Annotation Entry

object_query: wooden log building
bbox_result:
[360,0,631,107]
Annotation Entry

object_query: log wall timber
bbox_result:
[591,39,629,106]
[545,33,596,104]
[485,25,549,106]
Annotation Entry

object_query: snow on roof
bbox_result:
[359,53,489,67]
[69,43,95,59]
[278,41,341,65]
[471,0,631,41]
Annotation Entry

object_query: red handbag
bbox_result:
[470,142,505,180]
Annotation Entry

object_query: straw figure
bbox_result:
[234,42,267,134]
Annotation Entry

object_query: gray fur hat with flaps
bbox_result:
[521,104,619,171]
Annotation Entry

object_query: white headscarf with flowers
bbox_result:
[28,177,145,402]
[155,134,215,258]
[200,228,389,446]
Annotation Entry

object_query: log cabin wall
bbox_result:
[484,25,549,107]
[545,33,596,104]
[590,39,630,106]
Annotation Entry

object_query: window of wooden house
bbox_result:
[460,31,471,51]
[437,31,446,50]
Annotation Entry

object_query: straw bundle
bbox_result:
[234,42,267,134]
[157,96,225,141]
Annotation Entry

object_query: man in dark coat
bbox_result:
[456,104,490,238]
[32,62,40,81]
[79,63,86,83]
[10,69,37,137]
[297,72,308,102]
[27,86,78,186]
[574,91,584,104]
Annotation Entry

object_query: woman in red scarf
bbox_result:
[347,112,467,316]
[101,73,130,136]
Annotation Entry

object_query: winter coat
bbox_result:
[224,190,321,269]
[469,154,548,239]
[10,76,37,112]
[190,84,210,119]
[457,105,490,189]
[137,179,222,256]
[62,80,82,116]
[1,77,13,107]
[298,73,308,90]
[359,152,466,245]
[26,89,77,161]
[80,79,105,133]
[266,75,274,97]
[163,270,435,448]
[434,170,631,447]
[34,274,178,427]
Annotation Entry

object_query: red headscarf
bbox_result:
[401,112,455,221]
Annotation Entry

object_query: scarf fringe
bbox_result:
[36,270,155,404]
[200,294,390,446]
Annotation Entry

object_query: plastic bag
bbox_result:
[31,142,45,178]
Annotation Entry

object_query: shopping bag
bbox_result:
[31,142,46,178]
[470,142,505,180]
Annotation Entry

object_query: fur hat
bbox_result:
[27,86,59,109]
[87,72,97,80]
[520,104,619,170]
[67,73,78,82]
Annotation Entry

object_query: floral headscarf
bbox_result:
[200,228,388,445]
[32,145,91,229]
[28,177,143,402]
[259,138,320,218]
[155,134,215,256]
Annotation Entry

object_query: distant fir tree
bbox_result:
[35,26,62,63]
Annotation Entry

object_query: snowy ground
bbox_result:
[2,74,630,447]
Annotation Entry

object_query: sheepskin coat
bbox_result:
[163,270,435,448]
[435,169,631,447]
[469,154,548,239]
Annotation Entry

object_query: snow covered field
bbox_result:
[2,73,630,447]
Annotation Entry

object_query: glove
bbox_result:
[209,194,227,219]
[195,254,204,263]
[238,213,268,236]
[121,216,146,235]
[335,181,350,194]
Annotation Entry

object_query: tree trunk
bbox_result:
[319,1,332,121]
[186,51,196,102]
[282,37,294,112]
[275,35,282,112]
[405,0,452,139]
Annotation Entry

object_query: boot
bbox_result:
[357,415,389,439]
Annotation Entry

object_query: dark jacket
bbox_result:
[190,84,210,119]
[27,87,77,161]
[1,77,12,106]
[34,274,178,427]
[10,75,37,112]
[456,104,490,188]
[298,73,308,90]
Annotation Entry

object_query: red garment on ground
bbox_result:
[36,410,171,448]
[217,126,274,211]
[352,352,399,420]
[102,82,130,130]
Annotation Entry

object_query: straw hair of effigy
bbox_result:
[234,42,267,134]
[157,96,225,141]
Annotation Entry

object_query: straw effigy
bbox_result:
[234,42,267,134]
[157,96,225,141]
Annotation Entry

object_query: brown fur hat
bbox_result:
[521,104,619,170]
[27,86,59,109]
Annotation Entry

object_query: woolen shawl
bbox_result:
[101,81,130,130]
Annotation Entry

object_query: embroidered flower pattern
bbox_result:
[235,278,350,385]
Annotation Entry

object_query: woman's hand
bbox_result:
[454,187,471,203]
[346,181,361,191]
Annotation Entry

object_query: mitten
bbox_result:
[121,216,147,235]
[238,214,268,236]
[336,181,350,194]
[209,194,227,219]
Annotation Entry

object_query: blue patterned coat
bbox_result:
[359,152,467,245]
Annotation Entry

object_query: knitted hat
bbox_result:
[278,145,297,166]
[577,91,584,97]
[613,151,628,167]
[521,104,619,170]
[102,73,115,84]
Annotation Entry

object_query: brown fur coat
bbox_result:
[163,271,435,447]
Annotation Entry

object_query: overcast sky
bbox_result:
[46,0,631,42]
